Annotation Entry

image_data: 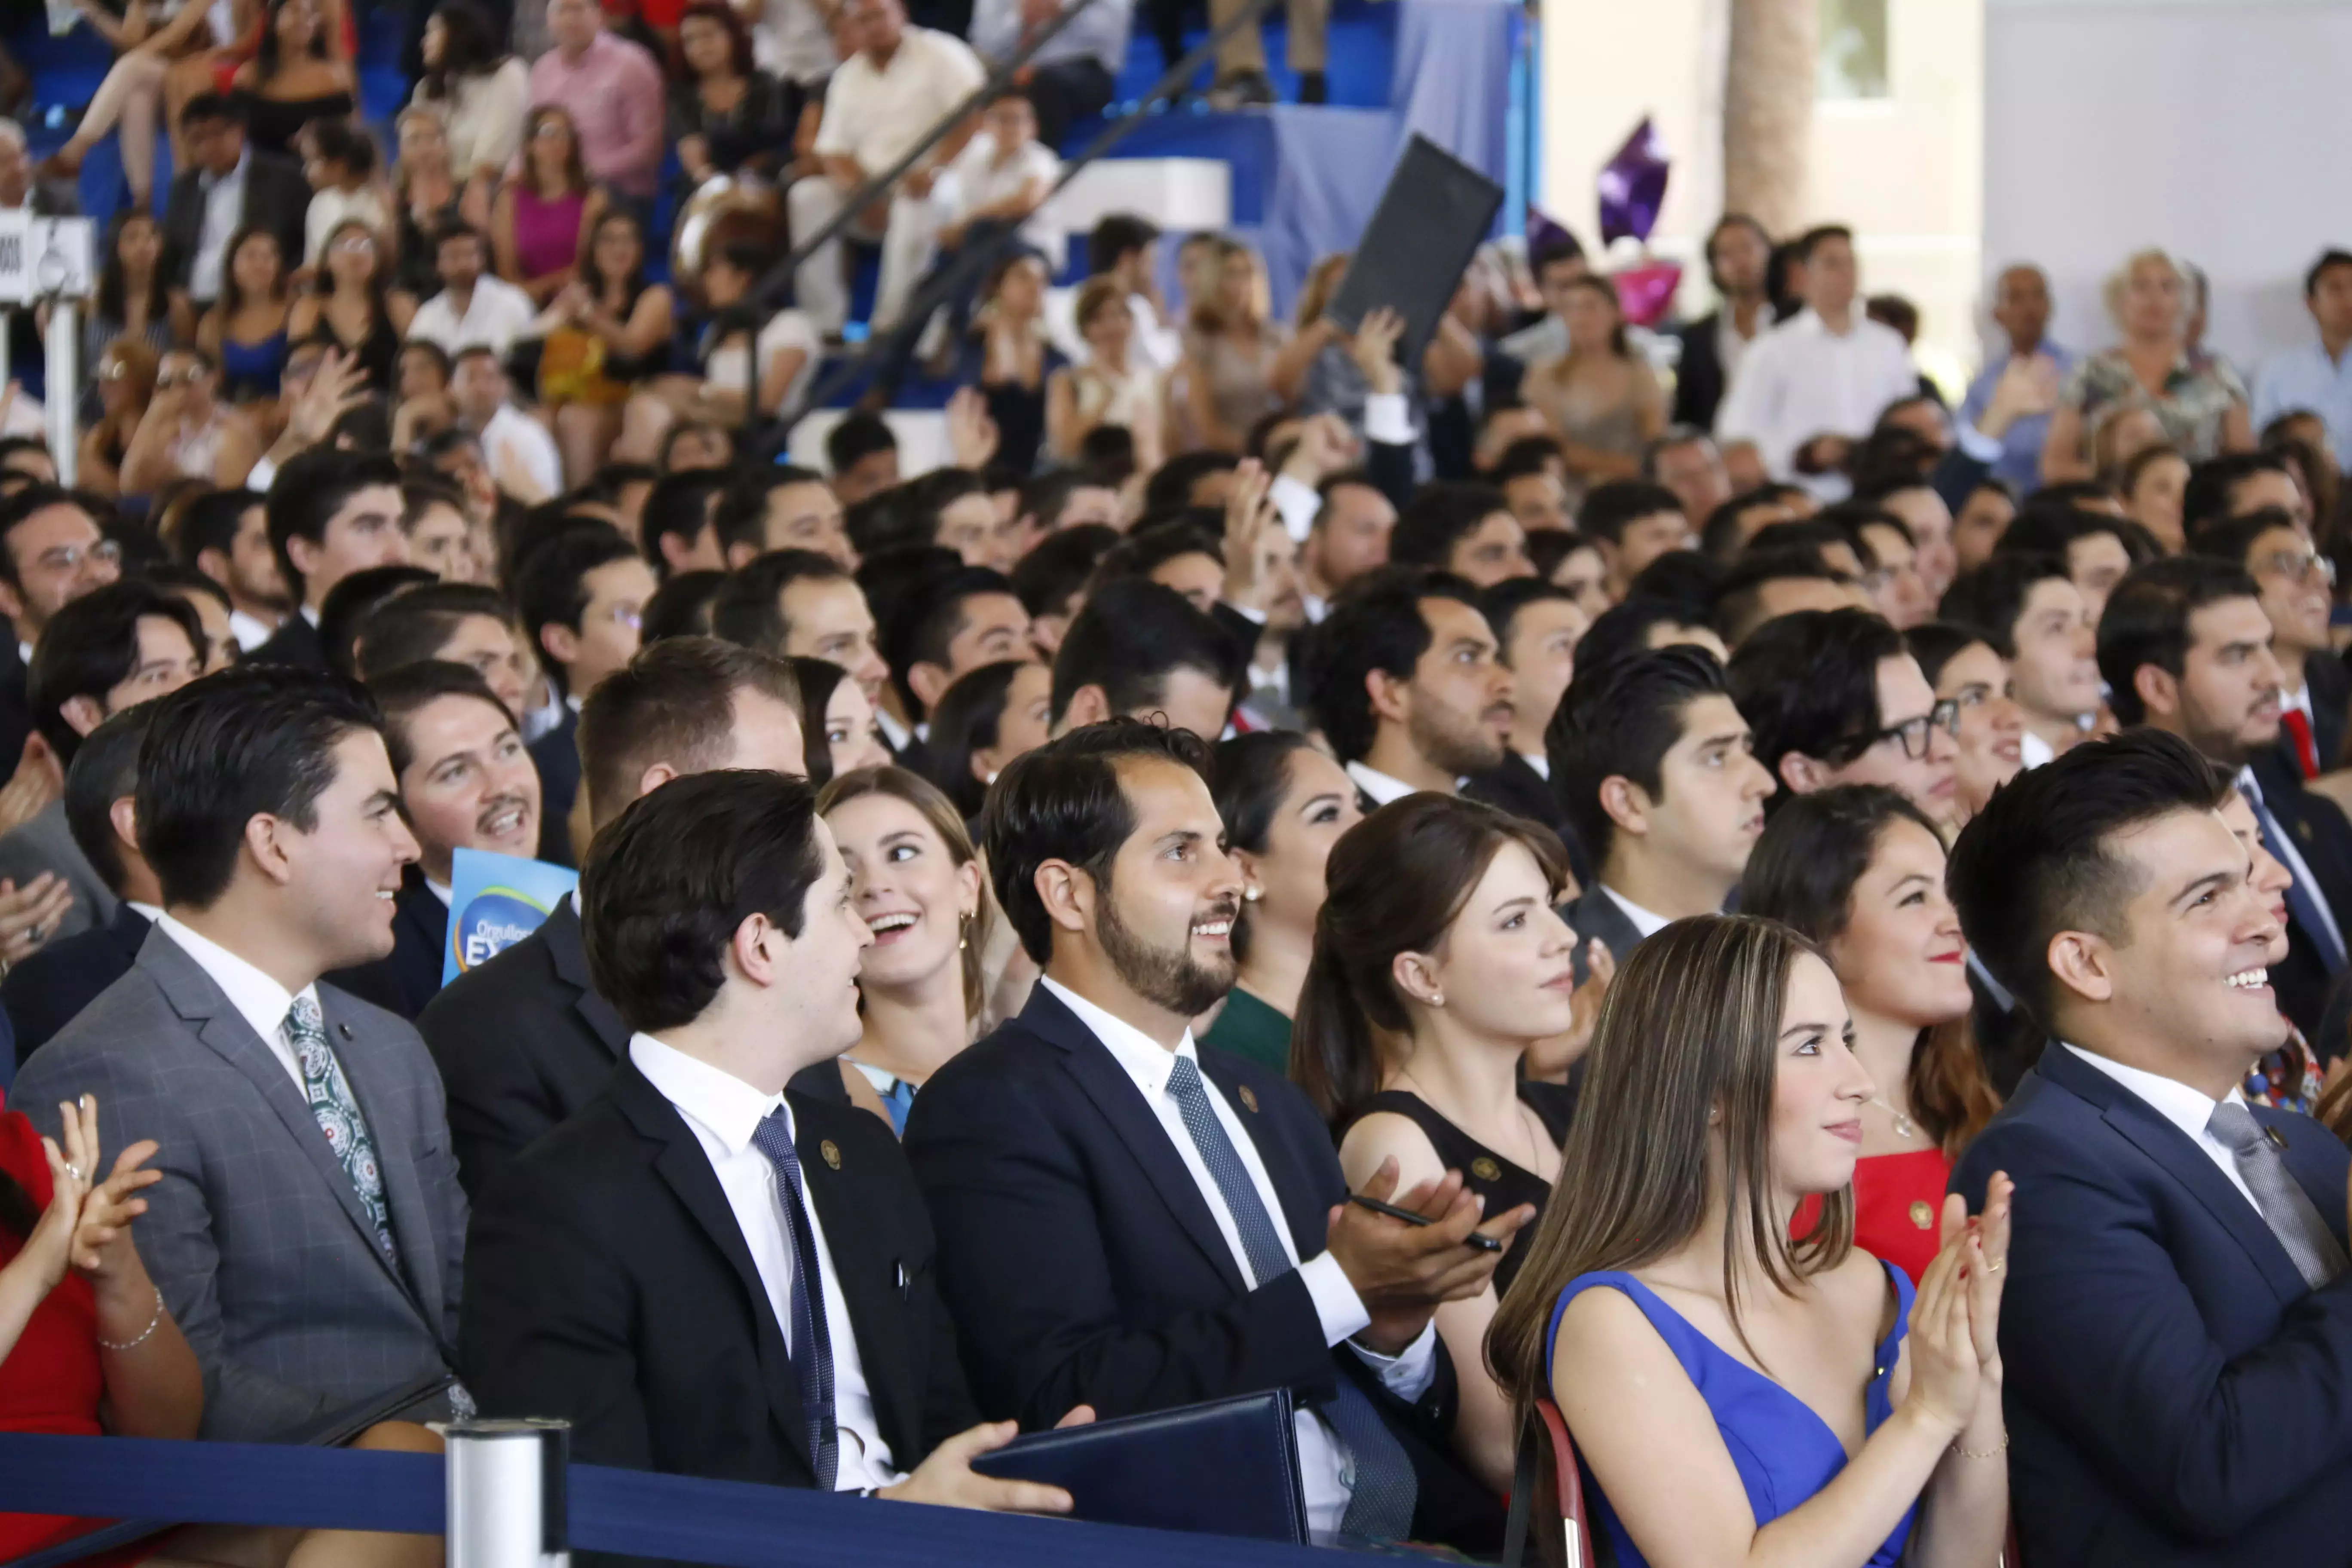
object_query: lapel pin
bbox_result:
[1238,1086,1260,1113]
[337,1022,354,1041]
[2297,820,2315,842]
[1471,1156,1501,1182]
[821,1139,842,1170]
[2266,1126,2289,1151]
[895,1261,909,1290]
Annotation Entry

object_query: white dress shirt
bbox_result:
[407,275,538,358]
[190,147,250,306]
[1269,393,1415,544]
[628,1032,902,1491]
[1517,750,1550,780]
[153,913,313,1090]
[2019,728,2056,771]
[478,403,563,499]
[812,29,988,175]
[940,132,1063,262]
[227,608,277,652]
[2060,1043,2259,1210]
[1598,884,1670,940]
[1344,760,1421,807]
[1714,307,1919,485]
[1039,977,1438,1540]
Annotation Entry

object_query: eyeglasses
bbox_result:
[33,539,122,576]
[1850,698,1960,762]
[2256,546,2337,588]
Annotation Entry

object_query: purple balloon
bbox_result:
[1597,116,1670,247]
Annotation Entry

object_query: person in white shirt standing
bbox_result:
[786,0,985,337]
[1715,224,1918,499]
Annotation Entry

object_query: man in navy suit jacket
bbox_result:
[1948,729,2352,1567]
[906,720,1528,1551]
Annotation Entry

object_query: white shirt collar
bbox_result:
[2286,683,2313,721]
[875,706,912,752]
[200,147,251,193]
[154,911,310,1048]
[2060,1041,2247,1140]
[1040,975,1195,1101]
[1517,749,1550,780]
[2019,728,2056,771]
[1344,759,1420,806]
[126,900,165,923]
[425,879,453,907]
[629,1030,790,1157]
[1599,883,1671,939]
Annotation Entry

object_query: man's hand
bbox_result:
[1978,352,2061,441]
[879,1417,1082,1513]
[1349,306,1406,396]
[1324,1157,1536,1354]
[1221,458,1280,613]
[1278,412,1354,489]
[947,386,1000,471]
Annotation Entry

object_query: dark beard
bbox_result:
[1098,889,1236,1018]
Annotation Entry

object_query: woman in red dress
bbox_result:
[1743,786,2002,1283]
[0,1090,202,1563]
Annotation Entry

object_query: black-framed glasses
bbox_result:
[1846,698,1960,762]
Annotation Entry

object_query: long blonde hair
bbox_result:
[1486,915,1853,1418]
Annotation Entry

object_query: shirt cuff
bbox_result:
[1298,1250,1372,1348]
[1363,392,1414,448]
[1271,473,1320,544]
[1347,1316,1440,1402]
[1952,419,2003,466]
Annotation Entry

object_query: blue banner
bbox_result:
[442,848,579,986]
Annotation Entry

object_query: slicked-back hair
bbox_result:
[366,659,515,778]
[320,565,437,680]
[136,665,386,910]
[710,548,852,656]
[581,769,829,1034]
[884,564,1020,719]
[263,446,402,600]
[29,580,205,766]
[2182,450,2296,536]
[511,522,639,692]
[1725,607,1905,800]
[1547,643,1730,866]
[713,465,828,556]
[1047,577,1237,733]
[1577,480,1686,545]
[982,717,1214,964]
[354,581,517,682]
[64,703,156,897]
[1948,726,2234,1027]
[1936,552,2068,660]
[2096,555,2263,728]
[1389,481,1513,572]
[1303,576,1479,765]
[1477,576,1580,657]
[575,636,802,827]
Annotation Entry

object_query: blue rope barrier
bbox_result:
[0,1434,1341,1568]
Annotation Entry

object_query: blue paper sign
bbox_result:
[443,847,580,986]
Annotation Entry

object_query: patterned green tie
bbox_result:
[286,995,398,1262]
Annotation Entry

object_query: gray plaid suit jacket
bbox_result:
[13,923,466,1439]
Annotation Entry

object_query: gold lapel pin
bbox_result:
[1909,1201,1934,1230]
[1238,1086,1260,1113]
[821,1139,842,1170]
[1470,1156,1501,1182]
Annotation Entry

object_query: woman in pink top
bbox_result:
[493,104,604,306]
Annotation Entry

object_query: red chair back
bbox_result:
[1529,1398,1596,1568]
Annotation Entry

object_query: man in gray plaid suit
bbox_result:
[15,664,467,1439]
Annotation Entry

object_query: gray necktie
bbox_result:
[1164,1054,1418,1542]
[2206,1101,2349,1289]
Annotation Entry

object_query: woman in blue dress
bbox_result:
[1489,914,2014,1568]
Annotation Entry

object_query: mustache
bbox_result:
[1195,895,1242,926]
[474,792,533,833]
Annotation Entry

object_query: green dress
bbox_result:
[1200,986,1293,1078]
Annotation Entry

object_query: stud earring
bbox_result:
[1430,991,1445,1007]
[1243,887,1262,902]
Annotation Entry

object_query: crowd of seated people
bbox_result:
[8,20,2352,1555]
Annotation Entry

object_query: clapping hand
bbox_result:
[1326,1157,1535,1354]
[55,1093,162,1287]
[1980,355,2061,440]
[1902,1178,2013,1435]
[0,872,74,965]
[21,1122,88,1298]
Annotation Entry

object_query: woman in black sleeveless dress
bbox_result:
[1293,794,1603,1498]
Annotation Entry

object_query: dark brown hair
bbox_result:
[818,764,993,1022]
[1488,915,1852,1418]
[1291,794,1569,1127]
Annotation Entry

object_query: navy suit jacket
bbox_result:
[903,983,1501,1551]
[2245,750,2352,1042]
[1951,1042,2352,1567]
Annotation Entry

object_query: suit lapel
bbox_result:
[794,1099,918,1459]
[2039,1045,2315,1304]
[613,1063,811,1469]
[139,935,416,1294]
[1025,987,1248,1295]
[542,902,631,1058]
[1198,1054,1326,1262]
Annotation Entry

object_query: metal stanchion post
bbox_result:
[46,298,74,487]
[446,1419,570,1568]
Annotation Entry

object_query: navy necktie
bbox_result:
[1163,1053,1418,1542]
[750,1109,840,1489]
[2242,783,2347,973]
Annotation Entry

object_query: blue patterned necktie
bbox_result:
[1163,1053,1418,1542]
[750,1108,841,1490]
[285,995,397,1262]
